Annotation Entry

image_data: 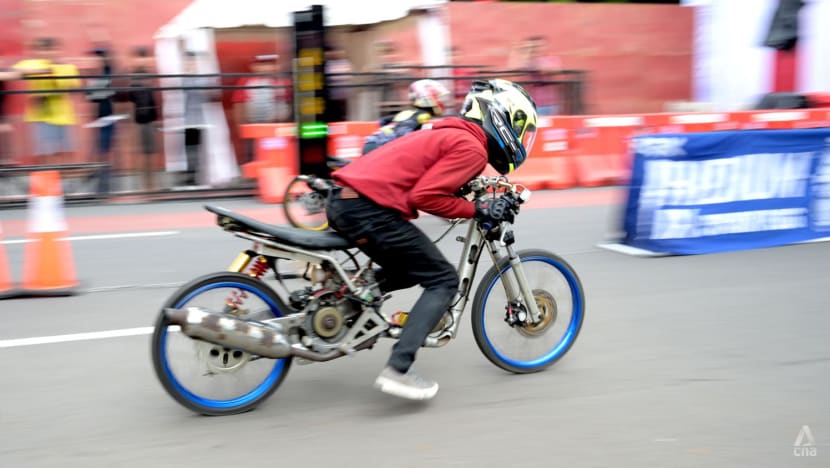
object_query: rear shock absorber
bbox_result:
[225,256,270,312]
[247,256,270,280]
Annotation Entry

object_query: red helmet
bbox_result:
[408,79,451,116]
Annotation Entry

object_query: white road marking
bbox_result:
[83,282,186,293]
[1,230,180,245]
[597,237,830,257]
[1,327,154,348]
[595,242,671,257]
[797,236,830,244]
[0,326,182,349]
[653,438,679,443]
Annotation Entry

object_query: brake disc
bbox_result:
[517,289,557,337]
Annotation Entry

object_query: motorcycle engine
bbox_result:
[291,288,361,353]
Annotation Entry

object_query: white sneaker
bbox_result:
[373,366,439,400]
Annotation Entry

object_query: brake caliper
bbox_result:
[504,300,528,328]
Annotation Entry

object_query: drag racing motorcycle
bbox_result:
[151,175,585,415]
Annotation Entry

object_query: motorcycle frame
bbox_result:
[225,208,541,352]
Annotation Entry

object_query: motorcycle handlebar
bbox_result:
[465,175,531,204]
[469,175,531,235]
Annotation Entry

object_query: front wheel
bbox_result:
[471,249,585,374]
[282,176,330,231]
[151,272,293,416]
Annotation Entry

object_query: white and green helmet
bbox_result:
[460,79,538,174]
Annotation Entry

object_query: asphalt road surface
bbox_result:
[0,188,827,468]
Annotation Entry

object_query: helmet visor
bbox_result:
[520,124,537,155]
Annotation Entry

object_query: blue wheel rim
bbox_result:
[480,256,583,370]
[159,281,288,410]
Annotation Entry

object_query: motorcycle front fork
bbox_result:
[487,241,543,324]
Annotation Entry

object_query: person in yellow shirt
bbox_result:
[13,38,80,164]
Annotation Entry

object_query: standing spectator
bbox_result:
[85,47,118,194]
[324,46,352,122]
[231,54,291,163]
[372,40,413,104]
[128,46,160,191]
[0,60,19,165]
[13,38,81,165]
[509,36,562,115]
[181,50,218,186]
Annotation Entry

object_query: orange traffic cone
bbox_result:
[21,170,78,296]
[0,221,14,298]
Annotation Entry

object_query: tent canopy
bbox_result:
[156,0,446,38]
[153,0,451,177]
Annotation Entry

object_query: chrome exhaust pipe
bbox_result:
[163,307,381,362]
[164,307,292,359]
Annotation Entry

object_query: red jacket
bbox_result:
[332,117,488,220]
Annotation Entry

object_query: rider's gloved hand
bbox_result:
[475,197,515,230]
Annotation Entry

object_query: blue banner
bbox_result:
[621,128,830,255]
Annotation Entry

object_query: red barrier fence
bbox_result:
[240,108,830,202]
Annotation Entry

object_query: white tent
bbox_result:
[153,0,449,186]
[157,0,447,38]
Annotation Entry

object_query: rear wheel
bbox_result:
[151,272,293,416]
[282,176,329,231]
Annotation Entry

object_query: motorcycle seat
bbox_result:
[205,205,353,251]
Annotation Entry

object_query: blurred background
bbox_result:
[3,0,825,205]
[1,2,829,466]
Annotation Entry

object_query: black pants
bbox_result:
[326,187,459,373]
[184,128,202,185]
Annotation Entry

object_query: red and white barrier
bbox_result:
[238,108,830,203]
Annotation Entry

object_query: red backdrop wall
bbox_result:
[446,2,694,115]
